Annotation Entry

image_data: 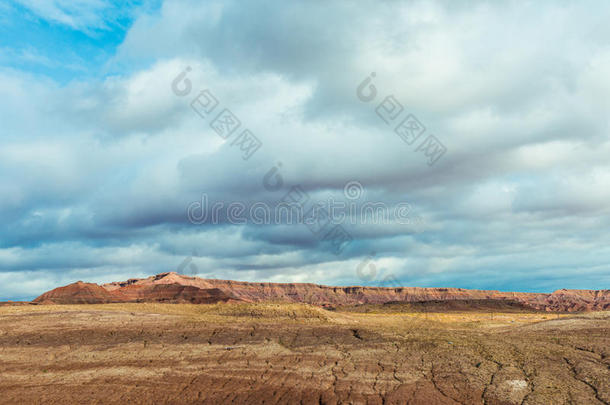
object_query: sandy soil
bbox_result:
[0,303,608,404]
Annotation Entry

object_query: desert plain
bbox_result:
[1,302,608,404]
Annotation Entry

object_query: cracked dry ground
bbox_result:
[0,304,608,404]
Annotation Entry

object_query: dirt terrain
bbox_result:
[0,303,608,404]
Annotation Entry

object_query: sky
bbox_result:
[1,0,610,300]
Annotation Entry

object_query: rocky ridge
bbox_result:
[32,272,610,312]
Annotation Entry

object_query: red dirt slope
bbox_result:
[32,272,610,312]
[33,278,238,304]
[32,281,118,304]
[111,284,238,304]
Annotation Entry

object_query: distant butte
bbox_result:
[30,272,610,312]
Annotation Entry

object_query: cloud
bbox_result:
[1,0,610,300]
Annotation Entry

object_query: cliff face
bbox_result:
[192,277,610,311]
[32,272,610,312]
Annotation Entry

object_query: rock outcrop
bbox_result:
[31,272,610,312]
